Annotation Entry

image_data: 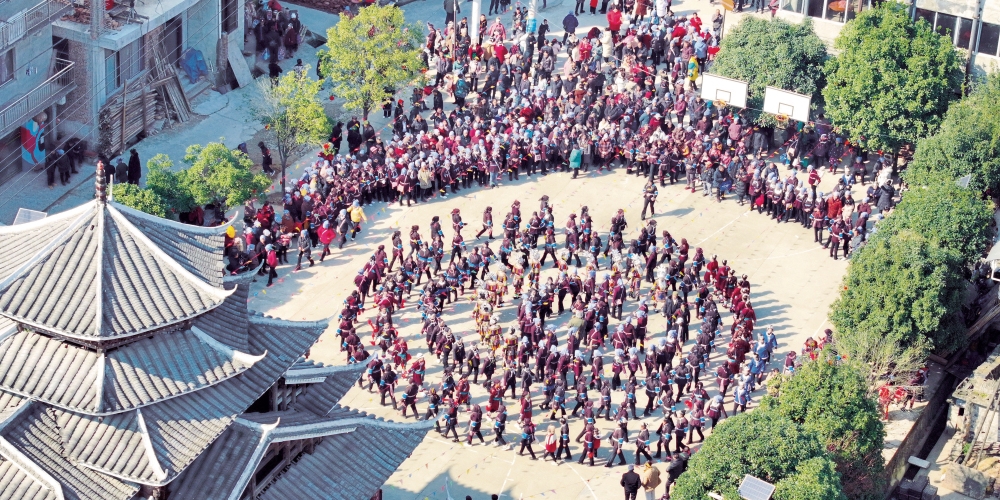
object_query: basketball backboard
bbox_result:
[762,87,812,123]
[738,475,776,500]
[700,74,749,108]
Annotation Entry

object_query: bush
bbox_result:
[181,142,271,214]
[877,173,993,264]
[830,229,966,357]
[768,361,885,500]
[111,183,167,218]
[672,409,844,500]
[774,458,848,500]
[144,154,195,217]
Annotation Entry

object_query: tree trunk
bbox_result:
[278,146,289,196]
[362,98,373,121]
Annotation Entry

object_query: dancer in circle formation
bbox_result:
[343,194,789,471]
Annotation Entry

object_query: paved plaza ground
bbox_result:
[247,163,851,499]
[0,0,861,496]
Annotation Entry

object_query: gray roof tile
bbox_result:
[4,404,139,500]
[170,407,431,500]
[113,202,229,287]
[14,314,326,486]
[0,457,59,500]
[192,284,251,352]
[258,422,431,500]
[288,364,367,416]
[0,202,232,340]
[166,420,266,500]
[0,328,259,415]
[0,206,83,285]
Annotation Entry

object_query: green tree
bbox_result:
[774,458,848,500]
[181,141,271,217]
[904,73,1000,194]
[877,172,993,264]
[711,17,827,125]
[672,410,845,500]
[111,183,168,218]
[318,4,424,119]
[144,153,195,218]
[830,229,966,358]
[822,2,961,153]
[248,67,329,189]
[766,361,885,500]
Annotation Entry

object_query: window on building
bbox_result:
[957,17,973,49]
[222,0,239,33]
[0,49,13,86]
[105,38,146,96]
[915,8,935,28]
[806,0,825,19]
[935,13,958,41]
[980,22,1000,57]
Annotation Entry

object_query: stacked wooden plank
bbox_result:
[98,73,160,158]
[151,46,193,123]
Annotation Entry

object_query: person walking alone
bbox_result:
[621,464,641,500]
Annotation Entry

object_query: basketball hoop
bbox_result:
[775,114,789,126]
[713,100,728,109]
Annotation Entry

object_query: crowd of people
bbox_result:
[248,0,303,63]
[329,195,832,500]
[226,4,899,498]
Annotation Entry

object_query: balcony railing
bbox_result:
[0,58,75,134]
[0,0,73,52]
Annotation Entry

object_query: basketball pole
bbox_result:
[470,0,482,41]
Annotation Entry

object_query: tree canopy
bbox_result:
[248,67,329,185]
[111,182,167,218]
[181,141,271,214]
[318,5,424,119]
[822,2,961,153]
[144,154,195,216]
[711,17,827,125]
[765,361,885,500]
[672,409,845,500]
[904,73,1000,194]
[877,173,993,264]
[830,229,965,358]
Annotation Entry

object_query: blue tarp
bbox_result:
[180,48,208,84]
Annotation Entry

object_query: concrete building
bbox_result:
[0,0,75,185]
[50,0,247,158]
[776,0,1000,75]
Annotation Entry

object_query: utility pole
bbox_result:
[964,0,987,94]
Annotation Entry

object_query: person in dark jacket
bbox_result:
[115,157,129,186]
[268,61,282,84]
[665,451,689,491]
[127,149,141,185]
[563,13,579,42]
[443,0,459,25]
[620,464,641,500]
[329,122,344,154]
[56,149,71,185]
[876,182,895,214]
[258,142,275,176]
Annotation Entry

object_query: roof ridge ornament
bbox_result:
[96,161,108,204]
